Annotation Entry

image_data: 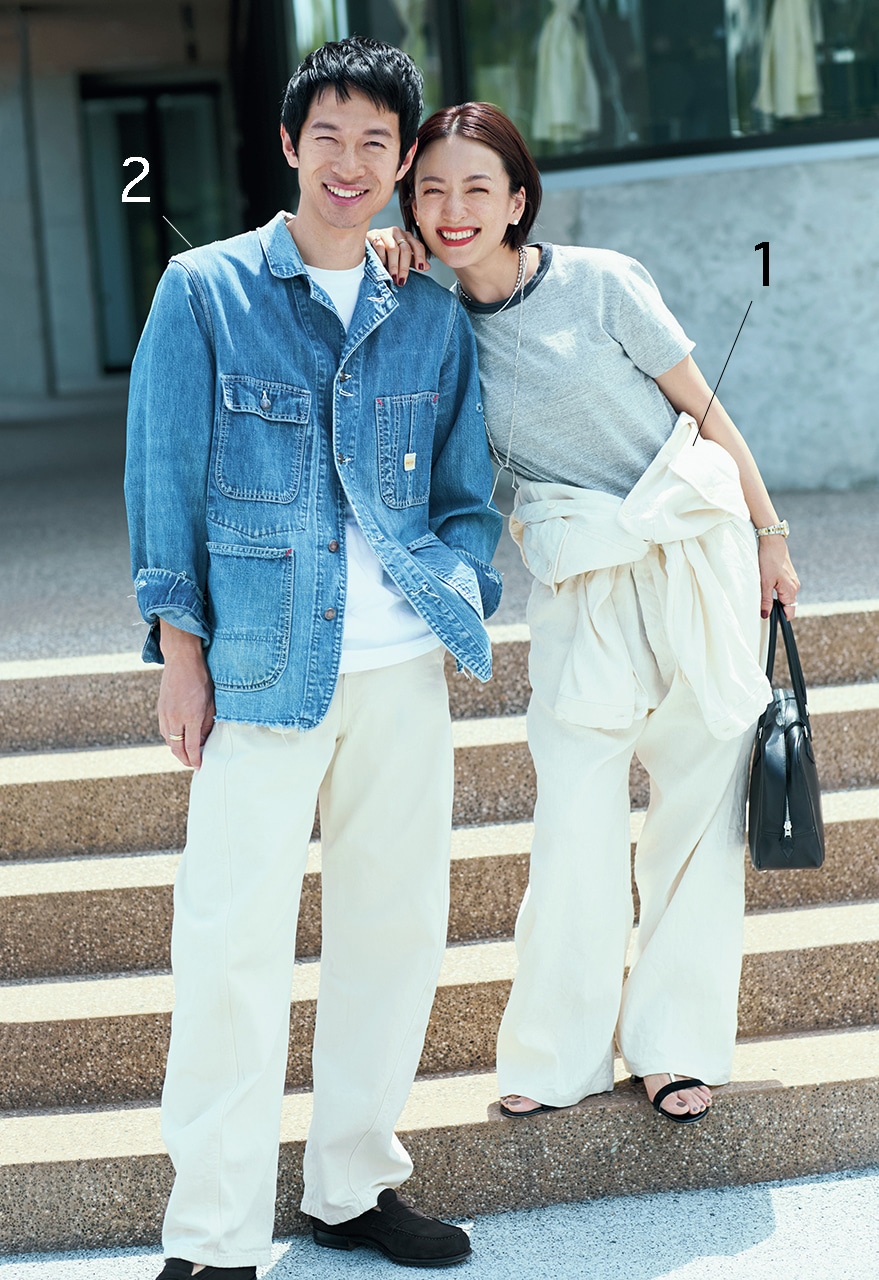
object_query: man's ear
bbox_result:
[395,138,418,183]
[280,125,299,170]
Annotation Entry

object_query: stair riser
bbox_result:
[4,706,876,861]
[2,814,877,980]
[2,1078,877,1254]
[2,610,876,754]
[4,940,876,1109]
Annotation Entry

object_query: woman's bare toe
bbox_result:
[500,1094,543,1113]
[643,1074,711,1116]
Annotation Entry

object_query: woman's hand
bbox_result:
[758,534,800,621]
[366,226,429,285]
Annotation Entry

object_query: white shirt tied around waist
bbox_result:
[509,414,771,740]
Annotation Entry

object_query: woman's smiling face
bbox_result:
[411,135,525,267]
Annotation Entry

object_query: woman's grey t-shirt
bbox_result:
[460,243,694,498]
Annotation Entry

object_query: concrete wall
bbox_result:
[33,74,102,393]
[534,140,879,491]
[0,71,49,397]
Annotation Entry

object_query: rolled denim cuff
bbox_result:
[133,568,209,665]
[453,548,503,620]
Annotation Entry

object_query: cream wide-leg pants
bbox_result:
[161,647,454,1269]
[496,567,754,1106]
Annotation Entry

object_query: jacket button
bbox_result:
[323,607,337,620]
[327,540,339,552]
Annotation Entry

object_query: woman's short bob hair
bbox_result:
[399,102,542,252]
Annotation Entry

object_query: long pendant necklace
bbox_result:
[455,246,529,513]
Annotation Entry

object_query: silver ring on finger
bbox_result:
[169,733,185,741]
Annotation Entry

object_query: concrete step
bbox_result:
[2,789,877,981]
[1,601,876,754]
[2,1024,877,1254]
[3,685,878,860]
[0,630,532,756]
[3,899,877,1110]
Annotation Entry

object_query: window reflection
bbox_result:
[346,0,443,115]
[292,2,879,164]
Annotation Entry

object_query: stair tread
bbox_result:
[3,1024,878,1166]
[0,599,875,685]
[3,681,878,784]
[0,744,182,785]
[4,899,877,1025]
[2,787,877,898]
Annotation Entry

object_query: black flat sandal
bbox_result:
[499,1095,559,1118]
[637,1075,711,1125]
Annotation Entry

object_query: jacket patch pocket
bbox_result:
[375,391,438,509]
[205,542,293,691]
[216,375,311,503]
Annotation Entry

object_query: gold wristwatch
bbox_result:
[754,520,789,538]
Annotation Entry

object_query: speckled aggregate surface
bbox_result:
[2,1165,877,1279]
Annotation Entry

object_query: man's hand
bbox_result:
[157,621,215,769]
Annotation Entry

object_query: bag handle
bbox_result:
[764,599,811,734]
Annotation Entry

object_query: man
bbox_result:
[125,37,502,1279]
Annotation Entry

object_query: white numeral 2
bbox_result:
[122,157,150,203]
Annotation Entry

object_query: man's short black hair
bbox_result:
[281,36,423,165]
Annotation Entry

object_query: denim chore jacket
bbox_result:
[125,211,503,729]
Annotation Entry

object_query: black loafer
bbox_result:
[156,1261,256,1279]
[312,1187,472,1267]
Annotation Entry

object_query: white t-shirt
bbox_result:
[304,261,440,672]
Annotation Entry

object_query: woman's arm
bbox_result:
[654,353,799,619]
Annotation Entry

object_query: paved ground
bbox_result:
[2,1165,878,1279]
[1,398,878,660]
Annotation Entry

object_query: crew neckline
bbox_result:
[304,259,366,278]
[455,243,553,315]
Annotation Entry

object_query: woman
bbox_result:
[369,103,798,1123]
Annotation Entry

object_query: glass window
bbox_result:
[346,1,445,117]
[82,89,228,371]
[458,0,879,164]
[305,1,879,165]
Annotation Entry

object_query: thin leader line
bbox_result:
[162,215,193,248]
[695,300,753,441]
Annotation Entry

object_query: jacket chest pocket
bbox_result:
[216,375,311,504]
[375,391,438,509]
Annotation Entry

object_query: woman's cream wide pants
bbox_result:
[160,647,454,1269]
[496,569,754,1106]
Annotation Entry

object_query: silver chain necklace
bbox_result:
[456,244,528,315]
[455,246,529,513]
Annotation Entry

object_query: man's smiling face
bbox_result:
[282,88,415,240]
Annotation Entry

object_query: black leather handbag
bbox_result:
[748,600,825,871]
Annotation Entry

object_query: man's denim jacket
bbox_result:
[125,211,503,729]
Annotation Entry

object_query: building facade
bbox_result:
[2,1,878,487]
